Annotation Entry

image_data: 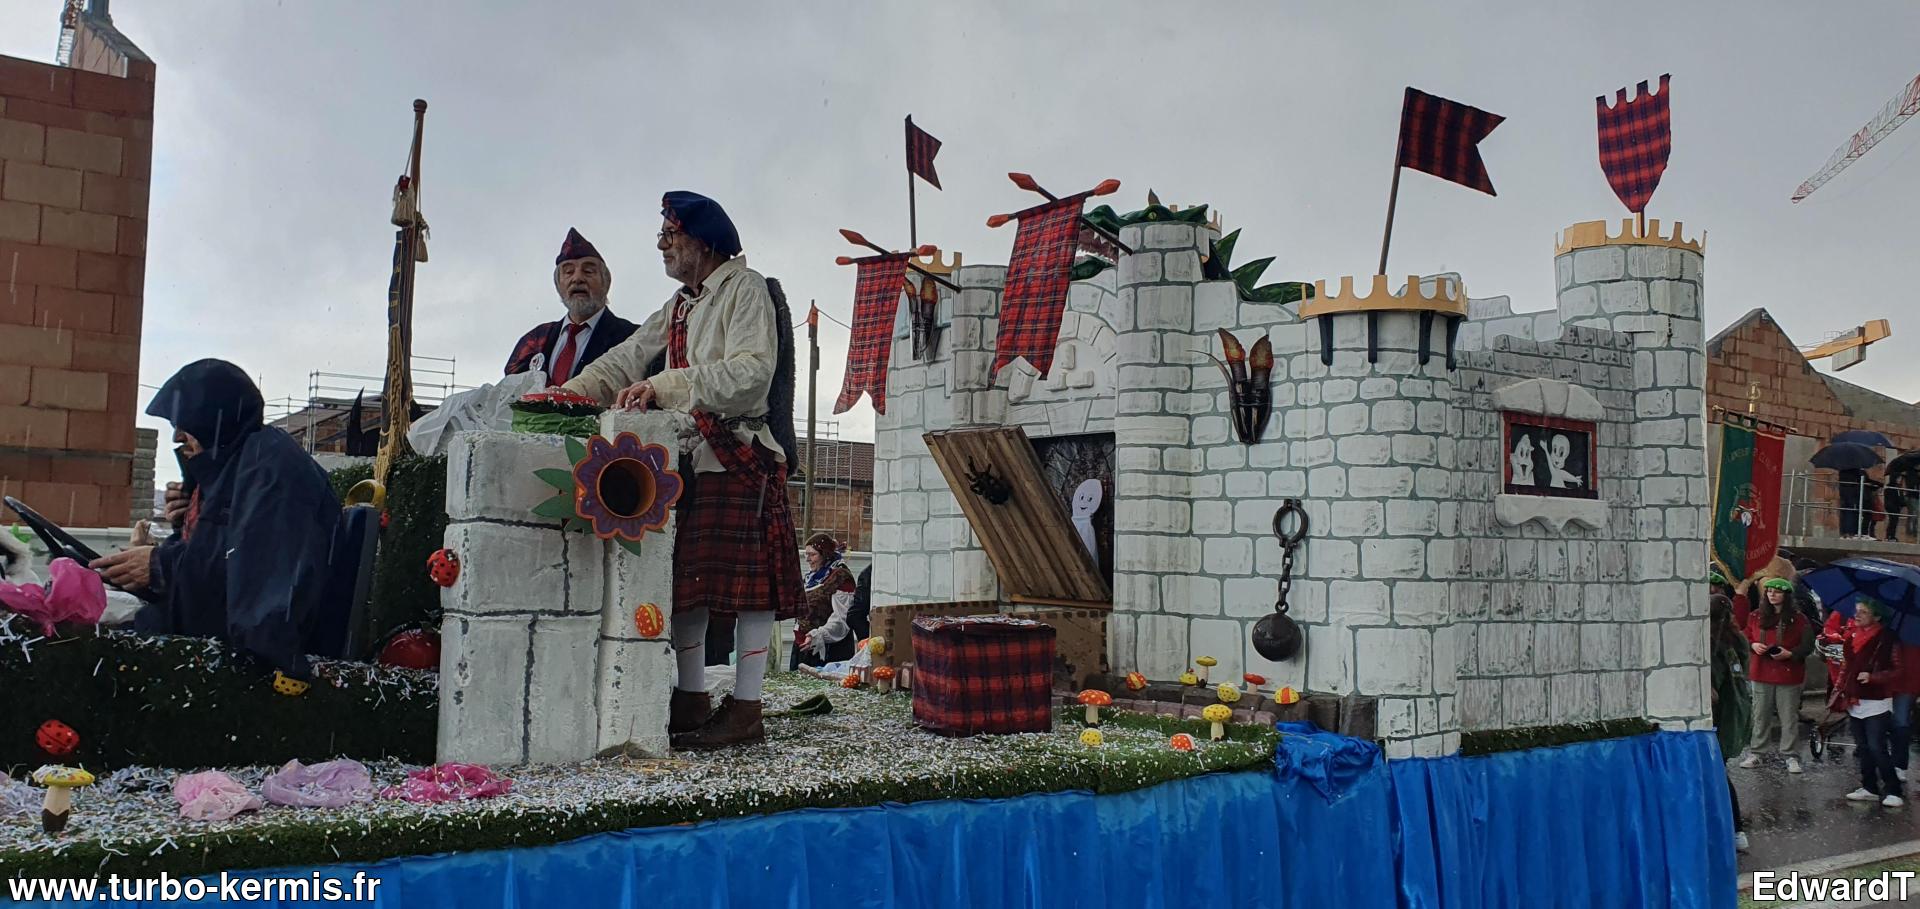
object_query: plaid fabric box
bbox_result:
[911,615,1056,736]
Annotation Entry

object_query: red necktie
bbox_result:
[549,322,588,383]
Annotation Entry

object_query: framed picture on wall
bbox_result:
[1502,412,1598,499]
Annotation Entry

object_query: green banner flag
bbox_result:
[1711,416,1785,582]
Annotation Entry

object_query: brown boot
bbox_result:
[669,688,713,735]
[670,696,764,750]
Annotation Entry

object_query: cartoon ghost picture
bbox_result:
[1511,434,1537,487]
[1546,433,1583,489]
[1071,478,1103,565]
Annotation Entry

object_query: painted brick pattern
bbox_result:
[870,218,1715,753]
[0,44,153,529]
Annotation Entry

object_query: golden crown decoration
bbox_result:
[908,248,962,276]
[1298,274,1469,320]
[1554,218,1703,256]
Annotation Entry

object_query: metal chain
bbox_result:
[1271,498,1308,616]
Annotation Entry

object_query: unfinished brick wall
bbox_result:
[1706,310,1918,450]
[0,44,153,528]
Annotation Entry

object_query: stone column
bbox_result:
[438,411,680,765]
[1295,276,1461,756]
[1554,219,1711,729]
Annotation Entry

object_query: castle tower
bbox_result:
[1291,276,1465,756]
[1554,219,1711,727]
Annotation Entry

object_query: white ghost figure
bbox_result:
[1546,433,1582,489]
[1510,434,1536,487]
[1070,478,1103,565]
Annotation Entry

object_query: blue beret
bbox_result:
[661,191,741,258]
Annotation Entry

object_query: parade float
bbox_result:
[2,82,1734,908]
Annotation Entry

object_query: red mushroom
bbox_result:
[873,666,898,694]
[1078,689,1114,726]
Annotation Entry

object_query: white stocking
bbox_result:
[731,612,774,702]
[672,606,708,694]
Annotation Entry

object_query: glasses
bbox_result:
[657,227,684,244]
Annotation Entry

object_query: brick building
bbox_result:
[1706,308,1920,548]
[790,437,873,552]
[0,4,153,528]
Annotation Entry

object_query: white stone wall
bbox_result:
[438,411,681,765]
[869,215,1714,751]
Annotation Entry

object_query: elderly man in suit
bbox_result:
[504,228,639,382]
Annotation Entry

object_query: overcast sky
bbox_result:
[6,1,1920,482]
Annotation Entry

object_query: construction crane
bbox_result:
[1801,319,1891,371]
[1792,73,1920,202]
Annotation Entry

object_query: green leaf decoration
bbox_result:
[534,468,574,492]
[1231,256,1274,289]
[564,436,588,465]
[1071,257,1112,281]
[616,537,646,557]
[1246,282,1310,305]
[531,494,577,521]
[1205,229,1241,280]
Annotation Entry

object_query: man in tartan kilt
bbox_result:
[563,191,803,750]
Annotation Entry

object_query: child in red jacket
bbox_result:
[1837,600,1905,805]
[1738,578,1814,774]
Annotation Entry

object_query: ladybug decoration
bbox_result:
[427,549,461,588]
[633,603,665,639]
[35,720,79,757]
[379,629,442,670]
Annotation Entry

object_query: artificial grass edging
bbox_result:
[1458,717,1660,756]
[0,709,1278,881]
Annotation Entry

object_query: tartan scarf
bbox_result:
[1596,75,1672,214]
[993,193,1090,378]
[832,253,910,415]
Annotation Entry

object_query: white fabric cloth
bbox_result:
[563,256,784,473]
[1850,697,1893,719]
[405,369,549,457]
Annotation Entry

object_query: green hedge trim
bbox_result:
[1457,717,1660,757]
[1,709,1277,880]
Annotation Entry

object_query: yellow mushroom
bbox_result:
[31,765,95,834]
[867,636,887,659]
[1202,704,1233,741]
[1080,728,1105,748]
[1193,655,1218,684]
[1179,671,1199,687]
[1216,682,1242,704]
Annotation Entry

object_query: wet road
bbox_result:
[1733,738,1920,877]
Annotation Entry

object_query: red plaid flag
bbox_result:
[906,116,942,190]
[1396,87,1505,195]
[833,253,911,415]
[1596,74,1672,214]
[993,193,1090,378]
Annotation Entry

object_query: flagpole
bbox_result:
[1377,132,1404,276]
[906,116,918,247]
[804,302,819,539]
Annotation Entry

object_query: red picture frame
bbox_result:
[1501,411,1598,499]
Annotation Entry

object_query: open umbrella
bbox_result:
[1810,442,1883,471]
[1832,430,1896,449]
[1886,450,1920,477]
[1800,558,1920,646]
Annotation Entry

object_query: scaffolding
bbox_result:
[263,355,471,453]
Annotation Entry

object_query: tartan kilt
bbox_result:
[911,616,1056,736]
[672,450,805,620]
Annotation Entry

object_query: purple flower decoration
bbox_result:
[573,432,682,541]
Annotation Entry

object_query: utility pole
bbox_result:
[804,302,819,539]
